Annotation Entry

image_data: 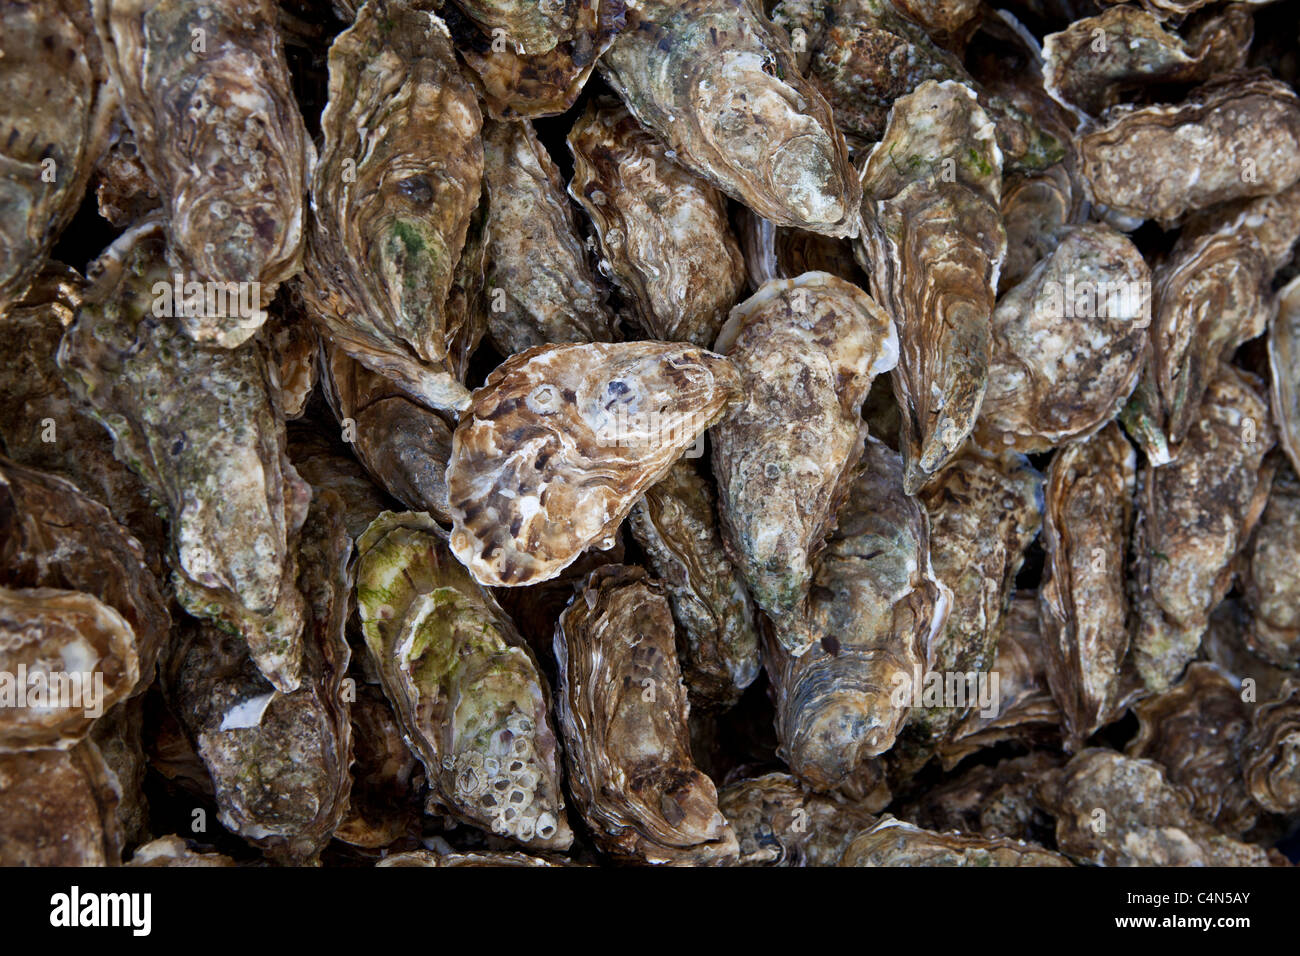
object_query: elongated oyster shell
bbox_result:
[59,221,311,693]
[94,0,311,346]
[856,81,1006,492]
[356,511,572,850]
[264,306,318,421]
[1271,276,1300,476]
[0,0,114,319]
[0,741,123,865]
[1132,365,1274,693]
[0,586,138,752]
[0,459,168,696]
[1039,749,1277,866]
[977,225,1150,453]
[718,771,882,866]
[300,0,480,413]
[628,461,759,708]
[481,117,615,355]
[840,815,1070,866]
[554,565,737,863]
[1039,424,1136,748]
[568,97,746,347]
[600,0,860,237]
[1243,679,1300,815]
[1078,73,1300,225]
[1126,663,1257,835]
[164,493,353,863]
[711,273,896,654]
[448,341,741,587]
[1241,461,1300,668]
[767,438,950,789]
[900,751,1064,844]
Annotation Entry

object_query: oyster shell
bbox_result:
[568,97,747,347]
[998,164,1078,294]
[1203,598,1293,710]
[90,698,149,845]
[0,741,123,865]
[1241,460,1300,669]
[377,849,563,867]
[447,341,741,587]
[711,272,897,655]
[599,0,860,237]
[332,684,420,849]
[553,565,737,864]
[59,221,311,693]
[1271,276,1300,476]
[840,815,1071,866]
[94,0,312,347]
[900,751,1064,844]
[127,835,238,866]
[481,117,615,355]
[1243,678,1300,815]
[628,461,760,708]
[355,511,572,850]
[1131,364,1275,693]
[1038,424,1137,747]
[856,80,1006,492]
[300,0,481,413]
[448,0,575,54]
[92,119,161,228]
[264,306,318,421]
[287,424,396,540]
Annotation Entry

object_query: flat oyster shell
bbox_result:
[1271,276,1300,476]
[59,221,311,693]
[94,0,312,347]
[568,97,746,347]
[840,815,1071,866]
[481,117,615,355]
[355,511,572,850]
[1078,73,1300,225]
[1243,678,1300,815]
[856,80,1006,493]
[711,272,897,655]
[977,225,1150,454]
[1241,461,1300,668]
[767,438,950,789]
[1131,364,1274,693]
[0,586,138,752]
[599,0,861,237]
[448,341,741,587]
[300,0,481,413]
[0,741,123,865]
[1039,424,1137,747]
[628,461,760,708]
[554,565,737,864]
[718,771,881,866]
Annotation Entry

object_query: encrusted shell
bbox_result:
[1241,461,1300,669]
[0,741,123,865]
[840,815,1071,867]
[718,771,881,866]
[553,565,738,864]
[1243,678,1300,815]
[447,341,741,587]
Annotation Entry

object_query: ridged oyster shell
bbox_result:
[1243,678,1300,815]
[840,815,1070,866]
[718,771,881,866]
[1269,276,1300,476]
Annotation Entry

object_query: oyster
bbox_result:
[599,0,860,237]
[1038,424,1137,748]
[264,306,318,421]
[856,80,1006,492]
[127,835,238,866]
[91,698,149,845]
[92,120,161,228]
[1271,276,1300,476]
[1203,599,1293,713]
[1243,679,1300,815]
[448,0,575,54]
[977,225,1150,454]
[900,751,1064,844]
[711,273,897,655]
[287,424,396,540]
[628,461,760,708]
[1241,460,1300,668]
[1131,364,1275,693]
[447,341,741,588]
[332,684,420,849]
[59,221,311,693]
[554,565,737,864]
[840,816,1070,867]
[0,741,123,865]
[355,511,572,850]
[766,438,951,790]
[94,0,312,347]
[1078,73,1300,225]
[480,117,615,355]
[568,97,747,347]
[718,772,882,866]
[300,0,481,413]
[998,164,1078,294]
[377,849,563,867]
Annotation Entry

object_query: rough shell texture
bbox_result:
[448,0,578,55]
[718,771,881,866]
[448,341,741,587]
[1271,276,1300,477]
[840,815,1071,866]
[711,272,897,655]
[91,697,148,845]
[0,741,123,865]
[355,511,573,850]
[1243,678,1300,815]
[599,0,861,237]
[92,120,161,228]
[900,751,1064,844]
[377,849,563,867]
[553,565,738,864]
[1241,461,1300,668]
[127,835,238,866]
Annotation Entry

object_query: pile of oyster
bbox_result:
[2,0,1299,867]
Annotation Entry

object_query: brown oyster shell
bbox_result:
[554,565,738,864]
[1272,276,1300,477]
[1132,364,1275,693]
[264,306,318,421]
[59,221,311,693]
[1241,461,1300,668]
[127,835,238,866]
[332,684,421,849]
[90,698,149,845]
[856,80,1006,493]
[599,0,861,237]
[628,461,760,709]
[1039,424,1137,747]
[999,163,1079,294]
[977,225,1150,454]
[448,0,577,55]
[94,0,311,347]
[299,0,481,414]
[286,423,396,540]
[1078,72,1300,225]
[900,751,1065,844]
[355,511,573,850]
[1243,678,1300,815]
[1203,598,1293,707]
[711,272,897,655]
[568,97,747,347]
[0,740,124,865]
[766,437,950,790]
[481,117,615,355]
[448,341,741,587]
[840,815,1071,866]
[92,119,161,229]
